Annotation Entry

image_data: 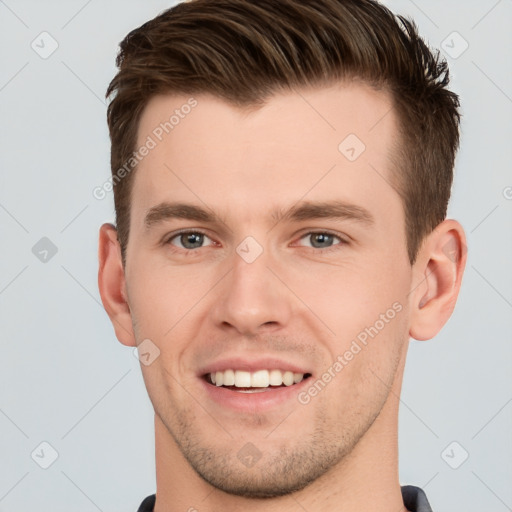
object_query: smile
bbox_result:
[207,369,311,392]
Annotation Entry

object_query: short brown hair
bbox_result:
[106,0,460,266]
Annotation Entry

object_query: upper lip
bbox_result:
[198,357,312,377]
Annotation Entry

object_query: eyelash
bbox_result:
[163,229,347,254]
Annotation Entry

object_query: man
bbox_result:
[98,0,466,510]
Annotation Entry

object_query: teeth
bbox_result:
[234,370,251,387]
[223,369,235,386]
[269,369,282,386]
[210,369,306,388]
[251,370,269,387]
[282,371,294,386]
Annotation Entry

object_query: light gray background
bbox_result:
[0,1,511,511]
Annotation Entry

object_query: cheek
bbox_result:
[288,256,409,342]
[127,260,207,338]
[311,303,408,419]
[127,264,215,383]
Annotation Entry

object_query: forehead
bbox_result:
[131,82,400,229]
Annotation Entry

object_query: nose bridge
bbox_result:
[212,237,291,334]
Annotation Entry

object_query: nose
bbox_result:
[211,245,292,336]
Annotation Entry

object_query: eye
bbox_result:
[296,231,345,251]
[165,230,215,250]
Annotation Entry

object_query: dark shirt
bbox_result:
[137,485,433,511]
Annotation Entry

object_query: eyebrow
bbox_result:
[144,200,374,230]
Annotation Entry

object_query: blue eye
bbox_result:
[303,232,339,249]
[164,230,346,254]
[298,232,344,250]
[166,231,213,250]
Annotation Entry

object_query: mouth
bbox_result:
[203,369,313,393]
[197,357,314,411]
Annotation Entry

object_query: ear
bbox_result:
[409,219,467,341]
[97,223,136,347]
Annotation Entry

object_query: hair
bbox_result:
[106,0,461,266]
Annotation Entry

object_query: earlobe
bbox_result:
[97,223,137,347]
[409,219,467,341]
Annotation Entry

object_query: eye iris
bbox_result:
[311,233,334,248]
[181,233,203,249]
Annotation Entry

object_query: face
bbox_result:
[123,83,414,497]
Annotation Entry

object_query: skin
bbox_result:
[98,82,466,512]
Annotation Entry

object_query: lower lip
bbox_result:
[200,377,312,412]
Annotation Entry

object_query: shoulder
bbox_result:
[136,494,156,512]
[401,485,433,512]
